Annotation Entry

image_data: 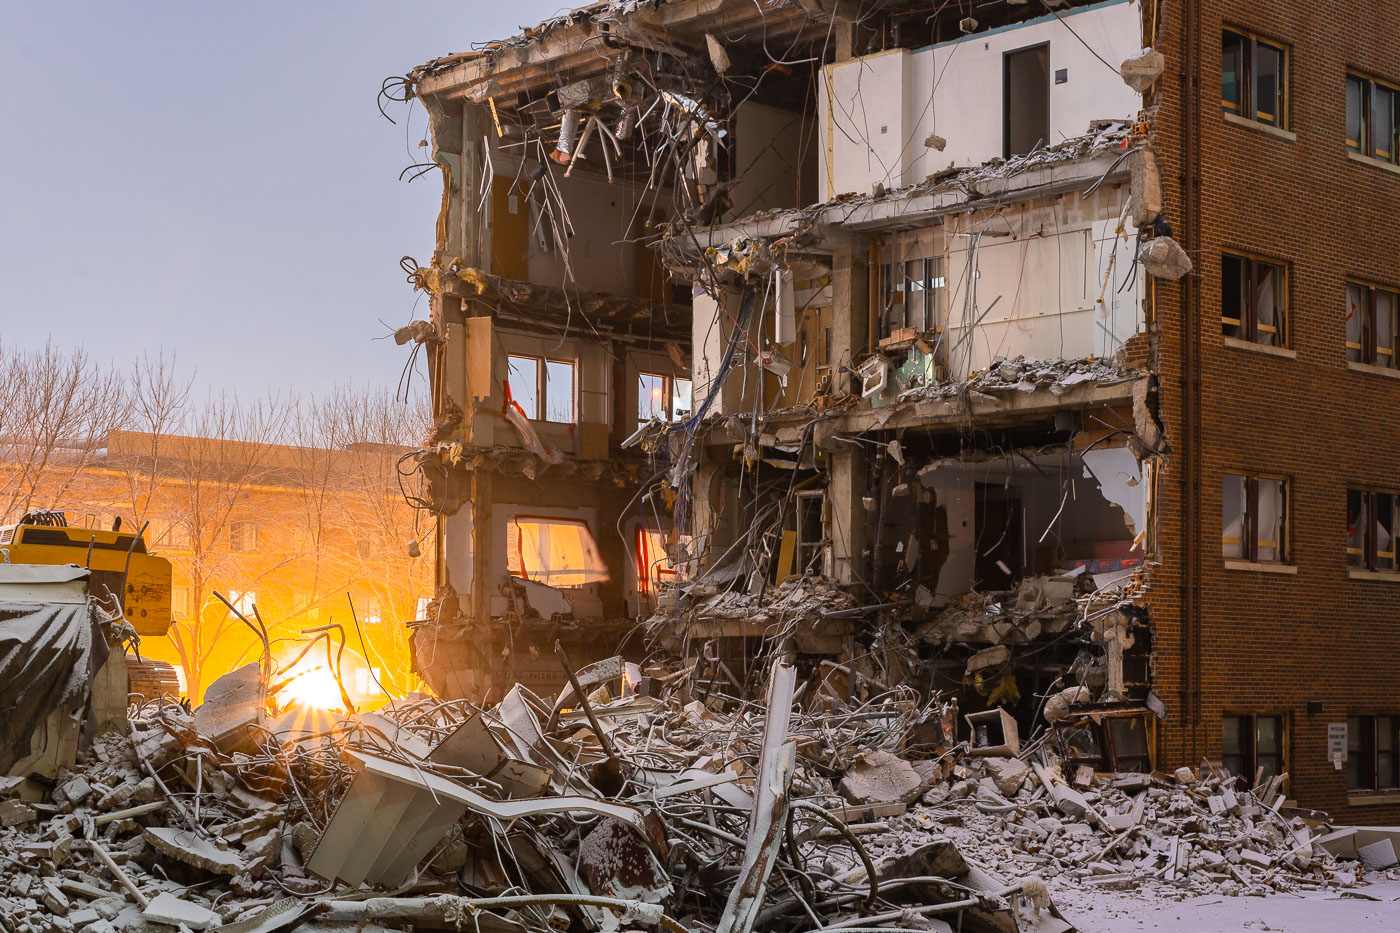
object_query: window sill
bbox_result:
[1223,559,1297,574]
[1223,336,1296,359]
[1346,150,1400,176]
[1223,112,1297,142]
[1347,791,1400,807]
[1346,360,1400,380]
[1348,568,1400,582]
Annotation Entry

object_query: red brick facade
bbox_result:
[1147,0,1400,822]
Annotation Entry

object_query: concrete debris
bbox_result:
[1138,235,1193,280]
[1119,47,1165,93]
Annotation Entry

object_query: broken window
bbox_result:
[1055,712,1154,774]
[1222,30,1287,129]
[879,255,945,341]
[1345,281,1398,367]
[1348,715,1400,791]
[1004,43,1050,158]
[635,526,675,595]
[637,372,691,427]
[1222,252,1287,346]
[1222,472,1288,563]
[1346,488,1398,571]
[795,490,825,576]
[507,355,575,424]
[1222,714,1285,785]
[1346,73,1400,164]
[507,517,609,587]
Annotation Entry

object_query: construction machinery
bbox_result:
[0,510,180,697]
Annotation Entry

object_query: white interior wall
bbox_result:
[819,0,1141,196]
[941,192,1142,378]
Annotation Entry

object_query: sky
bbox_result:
[0,1,568,398]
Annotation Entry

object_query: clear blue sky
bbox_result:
[0,1,568,396]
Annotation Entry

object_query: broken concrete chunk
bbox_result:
[839,750,924,806]
[1120,47,1165,93]
[55,775,94,808]
[1358,837,1399,871]
[1139,236,1192,280]
[577,818,672,904]
[194,663,264,752]
[982,757,1029,796]
[142,891,220,930]
[143,827,248,876]
[0,799,37,826]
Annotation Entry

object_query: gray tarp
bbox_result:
[0,601,108,774]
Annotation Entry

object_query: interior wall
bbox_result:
[818,0,1141,196]
[731,100,817,218]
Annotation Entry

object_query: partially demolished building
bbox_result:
[397,0,1400,823]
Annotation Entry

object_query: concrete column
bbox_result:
[829,240,870,395]
[829,444,868,588]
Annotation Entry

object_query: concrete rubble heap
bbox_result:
[0,654,1381,933]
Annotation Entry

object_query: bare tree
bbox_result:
[0,340,131,523]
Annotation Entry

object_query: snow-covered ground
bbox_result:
[1057,877,1400,932]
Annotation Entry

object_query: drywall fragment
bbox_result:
[1139,237,1192,280]
[577,818,672,904]
[1082,447,1145,537]
[1120,48,1165,93]
[705,34,731,74]
[839,750,924,806]
[142,892,220,930]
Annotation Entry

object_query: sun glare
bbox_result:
[278,666,345,711]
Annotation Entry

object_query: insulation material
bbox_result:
[0,602,109,775]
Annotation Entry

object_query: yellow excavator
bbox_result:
[0,510,180,698]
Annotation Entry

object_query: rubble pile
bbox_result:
[0,658,1079,933]
[899,356,1134,405]
[927,757,1358,898]
[0,653,1375,933]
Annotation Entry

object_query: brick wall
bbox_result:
[1146,0,1400,823]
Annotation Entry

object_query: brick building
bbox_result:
[2,428,430,703]
[394,0,1400,820]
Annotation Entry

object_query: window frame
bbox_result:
[1221,713,1287,786]
[1222,251,1289,347]
[1348,715,1400,792]
[506,354,577,425]
[1347,487,1399,571]
[1347,72,1400,165]
[506,514,608,588]
[1346,280,1399,367]
[636,371,692,427]
[1222,471,1290,563]
[1222,29,1289,129]
[229,520,258,554]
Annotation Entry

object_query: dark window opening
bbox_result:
[878,255,945,340]
[1004,43,1050,159]
[1347,488,1398,571]
[1222,30,1287,128]
[1222,714,1285,785]
[1349,715,1400,791]
[1222,252,1287,346]
[1222,472,1287,563]
[1347,74,1400,164]
[795,491,825,577]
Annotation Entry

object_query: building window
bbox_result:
[635,527,675,595]
[1222,252,1287,346]
[361,600,383,625]
[415,596,432,620]
[1004,43,1050,158]
[1347,488,1398,571]
[1349,715,1400,791]
[1347,74,1399,164]
[507,355,575,424]
[795,490,825,576]
[879,256,945,340]
[171,586,192,621]
[229,521,258,554]
[156,520,192,550]
[637,373,692,427]
[1221,30,1287,128]
[1222,472,1288,562]
[228,589,256,615]
[506,517,610,587]
[1346,281,1398,367]
[1222,714,1285,784]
